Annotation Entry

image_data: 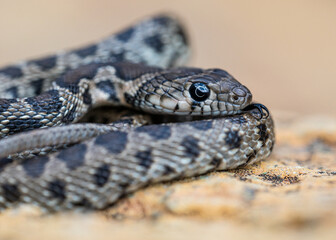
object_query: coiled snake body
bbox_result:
[0,15,274,211]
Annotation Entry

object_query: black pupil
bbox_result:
[189,82,210,101]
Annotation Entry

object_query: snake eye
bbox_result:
[189,82,210,102]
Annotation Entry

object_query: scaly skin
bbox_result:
[0,15,275,212]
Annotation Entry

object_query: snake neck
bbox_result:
[0,62,166,138]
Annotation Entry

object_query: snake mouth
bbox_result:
[242,103,270,119]
[148,103,270,124]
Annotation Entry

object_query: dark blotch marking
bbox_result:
[225,131,241,149]
[82,88,92,105]
[31,78,45,95]
[110,52,125,62]
[181,135,200,158]
[246,150,257,164]
[93,164,111,187]
[124,92,135,105]
[0,158,13,173]
[189,120,213,131]
[5,86,18,98]
[57,144,87,170]
[144,34,164,53]
[211,69,230,78]
[96,80,119,102]
[135,125,171,140]
[116,27,135,42]
[72,197,93,208]
[191,101,201,111]
[161,67,203,81]
[163,165,175,175]
[153,15,170,26]
[62,104,77,123]
[25,90,63,114]
[72,44,97,58]
[59,63,100,87]
[48,180,66,201]
[176,25,188,45]
[118,181,131,190]
[0,66,23,78]
[95,131,128,154]
[55,80,80,94]
[22,156,49,178]
[29,55,57,71]
[229,115,248,125]
[257,124,269,143]
[177,67,204,75]
[135,149,153,169]
[113,62,161,81]
[117,175,132,190]
[209,157,221,168]
[270,140,275,152]
[2,184,21,203]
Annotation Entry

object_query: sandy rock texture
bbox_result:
[0,112,335,240]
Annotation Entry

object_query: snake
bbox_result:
[0,15,275,212]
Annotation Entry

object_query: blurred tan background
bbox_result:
[0,0,335,115]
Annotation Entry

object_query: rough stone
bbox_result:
[0,112,336,240]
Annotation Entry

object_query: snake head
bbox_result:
[131,67,252,116]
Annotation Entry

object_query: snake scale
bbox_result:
[0,15,274,212]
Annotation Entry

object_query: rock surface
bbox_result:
[0,112,335,240]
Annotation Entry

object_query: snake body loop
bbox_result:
[0,15,275,211]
